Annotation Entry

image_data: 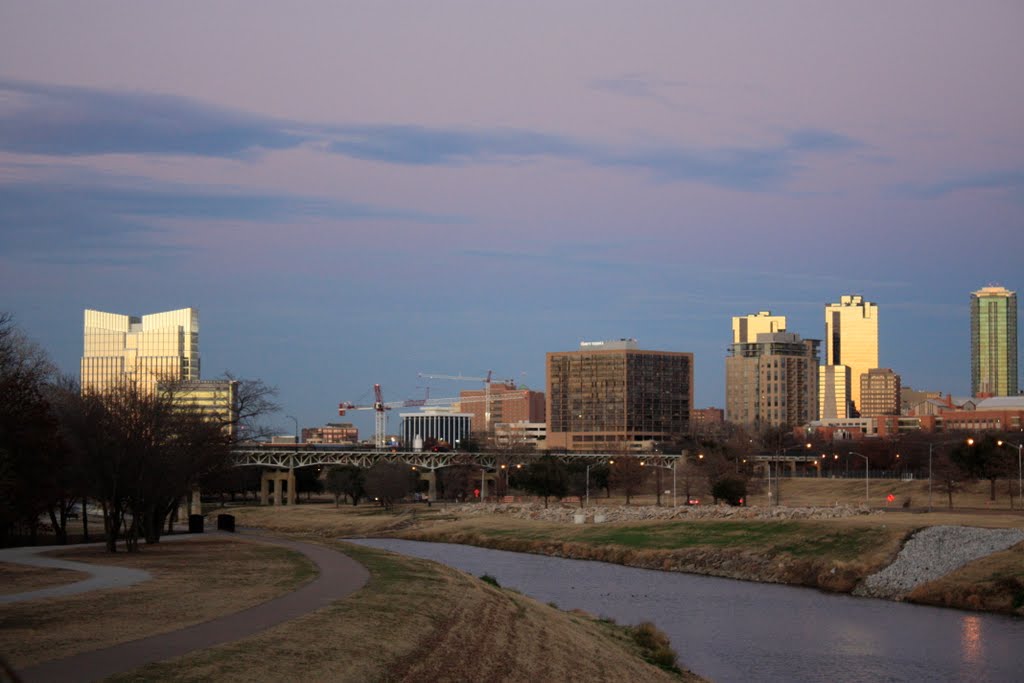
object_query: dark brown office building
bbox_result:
[546,340,693,451]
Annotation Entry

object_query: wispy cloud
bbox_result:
[0,178,453,264]
[895,168,1024,200]
[326,125,582,165]
[588,73,688,109]
[0,78,864,192]
[328,125,863,190]
[0,79,301,157]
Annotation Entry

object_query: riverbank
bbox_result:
[2,533,702,681]
[225,502,1024,616]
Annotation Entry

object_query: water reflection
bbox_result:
[962,615,983,664]
[349,538,1024,683]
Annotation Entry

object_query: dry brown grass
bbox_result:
[0,538,314,668]
[108,541,702,682]
[743,477,1024,510]
[908,541,1024,616]
[0,562,88,595]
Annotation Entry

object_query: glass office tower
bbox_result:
[81,308,199,394]
[971,286,1018,397]
[824,294,878,414]
[546,340,692,451]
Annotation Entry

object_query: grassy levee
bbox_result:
[109,541,703,682]
[399,518,901,593]
[225,496,1024,613]
[227,505,903,592]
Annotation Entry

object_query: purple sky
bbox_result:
[1,2,1022,438]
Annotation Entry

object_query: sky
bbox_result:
[1,2,1022,439]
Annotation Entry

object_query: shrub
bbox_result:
[480,573,500,587]
[633,621,679,672]
[711,477,747,506]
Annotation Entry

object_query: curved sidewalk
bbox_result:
[1,543,152,604]
[13,533,370,683]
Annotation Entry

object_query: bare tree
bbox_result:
[0,313,58,546]
[953,436,1012,502]
[932,452,966,509]
[219,371,280,441]
[326,465,365,506]
[609,455,648,505]
[364,462,418,510]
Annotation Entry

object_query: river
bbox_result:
[348,538,1024,683]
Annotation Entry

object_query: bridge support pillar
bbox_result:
[260,475,271,505]
[420,471,437,502]
[261,470,295,506]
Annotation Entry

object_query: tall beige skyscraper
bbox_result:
[726,332,820,428]
[732,311,786,344]
[824,295,878,414]
[81,308,199,394]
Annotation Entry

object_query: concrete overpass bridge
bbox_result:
[231,445,680,505]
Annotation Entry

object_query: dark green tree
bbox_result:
[711,477,747,505]
[522,456,569,508]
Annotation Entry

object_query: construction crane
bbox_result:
[338,384,424,449]
[418,371,516,432]
[339,383,527,447]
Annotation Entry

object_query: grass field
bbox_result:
[0,538,315,668]
[104,541,700,682]
[0,562,88,595]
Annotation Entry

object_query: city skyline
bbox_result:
[1,3,1022,435]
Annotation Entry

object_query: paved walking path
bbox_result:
[6,532,370,683]
[1,542,153,604]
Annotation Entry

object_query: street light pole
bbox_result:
[997,440,1023,508]
[849,451,869,503]
[286,415,299,444]
[585,463,591,508]
[672,461,677,508]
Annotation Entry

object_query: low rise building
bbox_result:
[302,423,359,444]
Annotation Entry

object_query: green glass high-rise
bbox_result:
[970,286,1018,397]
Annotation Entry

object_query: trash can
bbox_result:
[188,514,204,533]
[217,513,235,532]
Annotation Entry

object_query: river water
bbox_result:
[348,538,1024,683]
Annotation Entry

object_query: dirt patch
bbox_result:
[108,541,703,682]
[0,562,89,595]
[0,537,315,668]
